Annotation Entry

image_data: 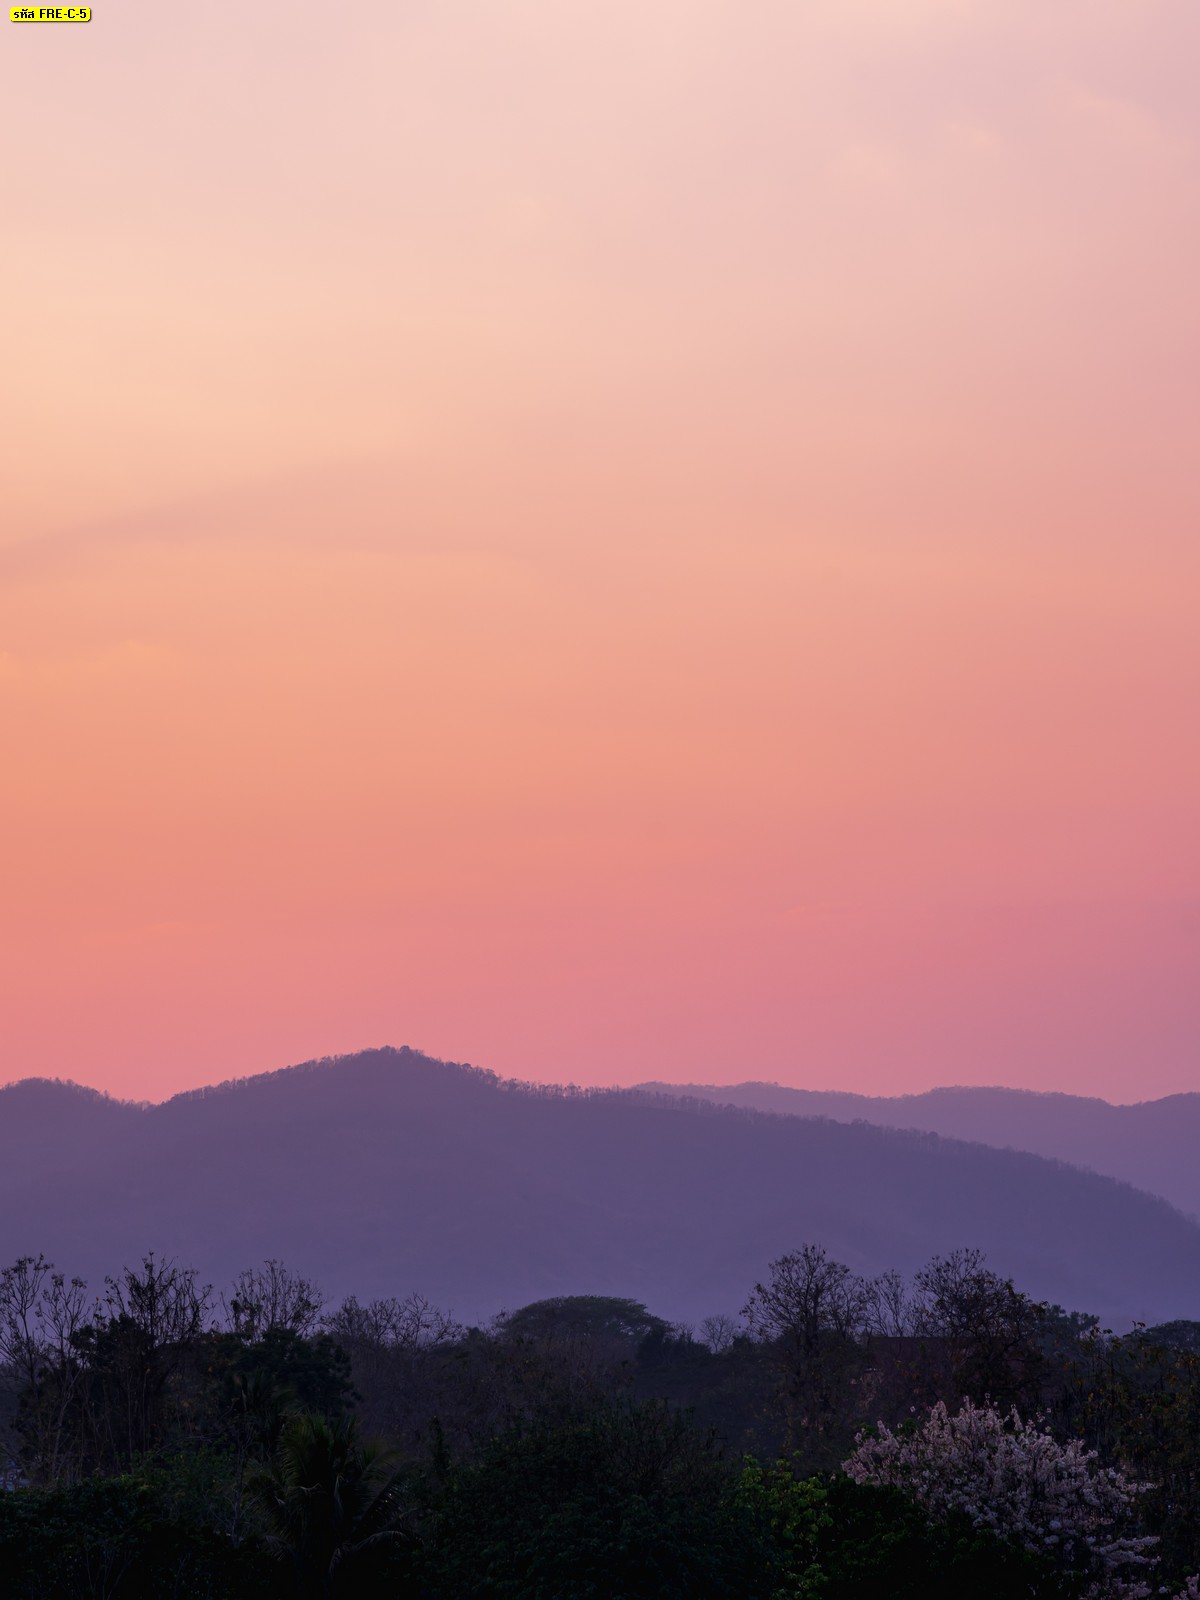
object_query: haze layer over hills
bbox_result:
[637,1082,1200,1220]
[1,1048,1197,1330]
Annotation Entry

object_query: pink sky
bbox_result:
[2,0,1198,1104]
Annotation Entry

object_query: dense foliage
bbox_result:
[2,1247,1199,1597]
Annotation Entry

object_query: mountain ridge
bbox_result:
[635,1080,1200,1219]
[2,1048,1197,1330]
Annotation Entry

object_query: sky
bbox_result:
[2,0,1198,1105]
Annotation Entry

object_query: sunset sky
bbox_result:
[2,0,1198,1104]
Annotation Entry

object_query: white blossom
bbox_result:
[843,1398,1166,1599]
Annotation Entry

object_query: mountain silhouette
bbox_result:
[2,1048,1197,1330]
[636,1081,1200,1220]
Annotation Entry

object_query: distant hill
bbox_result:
[636,1081,1200,1220]
[1,1048,1198,1330]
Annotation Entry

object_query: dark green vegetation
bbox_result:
[2,1250,1199,1597]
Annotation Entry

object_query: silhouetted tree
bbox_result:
[223,1262,324,1343]
[251,1412,409,1599]
[742,1246,871,1459]
[74,1255,212,1470]
[911,1248,1046,1406]
[743,1247,870,1355]
[0,1254,89,1484]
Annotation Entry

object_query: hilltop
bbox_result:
[1,1048,1197,1328]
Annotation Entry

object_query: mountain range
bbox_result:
[1,1048,1196,1331]
[637,1082,1199,1219]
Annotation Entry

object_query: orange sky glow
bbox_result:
[2,0,1198,1102]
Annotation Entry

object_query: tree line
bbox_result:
[2,1246,1199,1596]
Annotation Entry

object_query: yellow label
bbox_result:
[11,5,92,18]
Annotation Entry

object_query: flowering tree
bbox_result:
[842,1398,1199,1600]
